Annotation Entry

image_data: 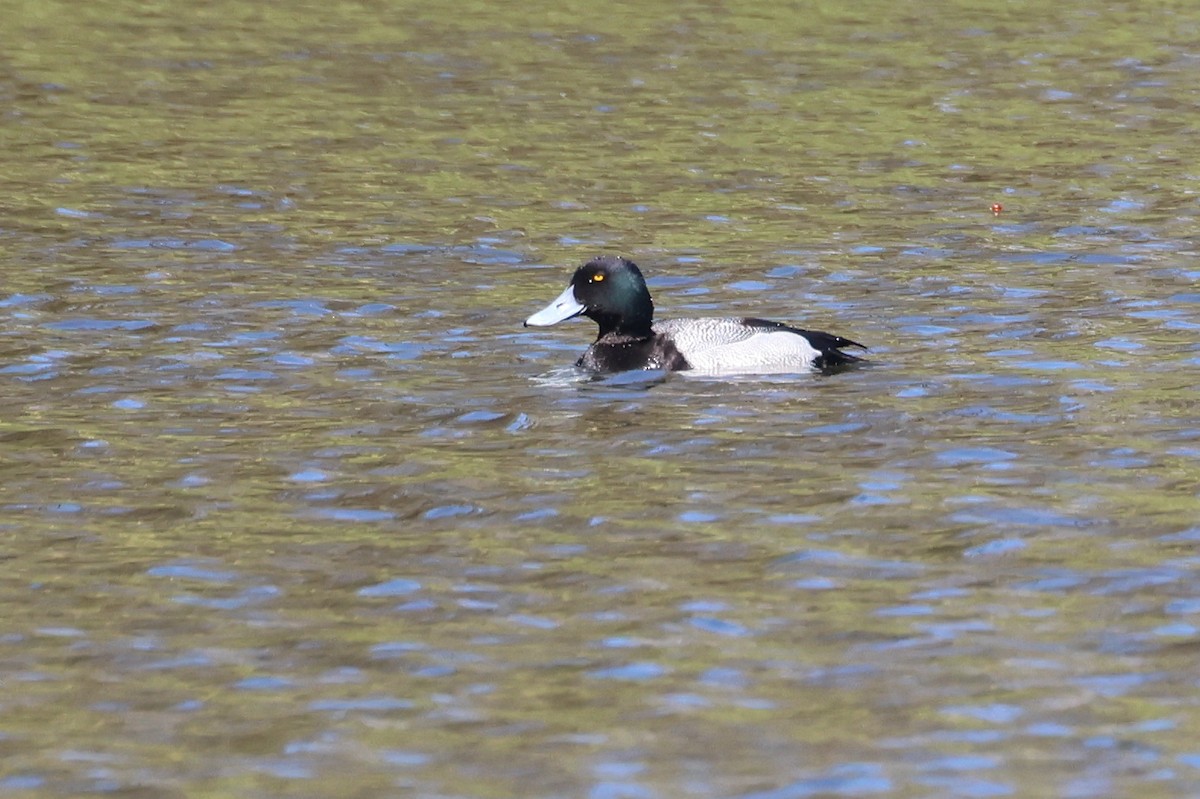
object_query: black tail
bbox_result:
[739,318,867,372]
[797,329,867,371]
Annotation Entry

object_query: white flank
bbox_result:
[655,319,823,374]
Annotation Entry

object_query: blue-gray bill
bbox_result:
[524,283,585,327]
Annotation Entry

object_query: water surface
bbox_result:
[3,1,1200,796]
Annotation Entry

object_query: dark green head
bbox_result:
[525,255,655,337]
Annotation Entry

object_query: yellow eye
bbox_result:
[592,273,605,283]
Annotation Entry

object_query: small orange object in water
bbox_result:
[990,203,1003,215]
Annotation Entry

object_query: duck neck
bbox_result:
[594,303,653,340]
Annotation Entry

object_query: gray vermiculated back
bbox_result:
[653,318,822,373]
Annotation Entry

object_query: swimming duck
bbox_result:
[525,256,865,374]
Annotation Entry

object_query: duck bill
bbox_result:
[524,284,586,327]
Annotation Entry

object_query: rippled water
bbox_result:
[4,0,1200,796]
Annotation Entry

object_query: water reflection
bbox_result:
[4,0,1200,796]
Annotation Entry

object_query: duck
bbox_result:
[524,255,866,375]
